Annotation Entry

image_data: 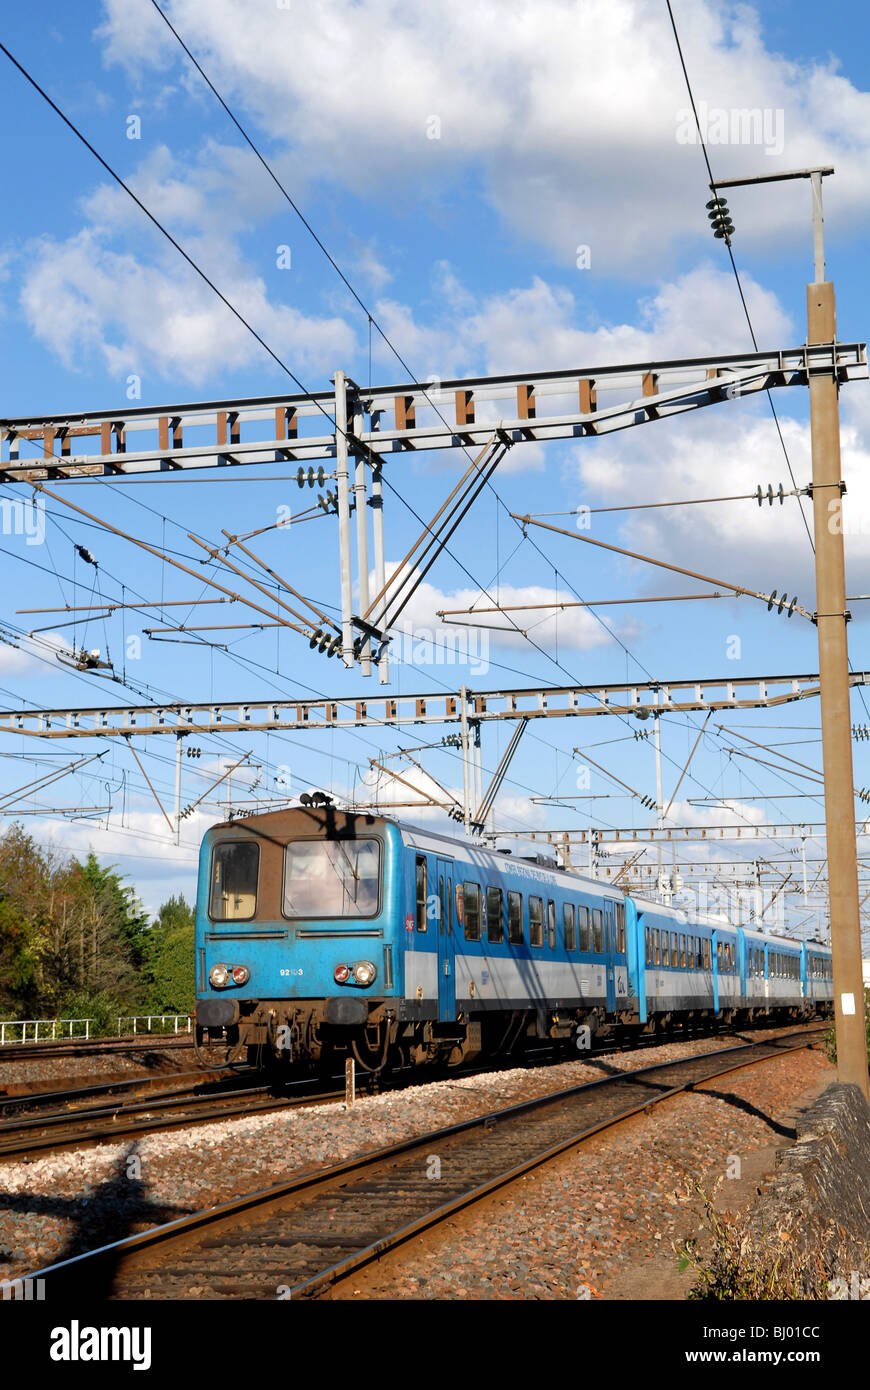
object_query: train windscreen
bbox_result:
[283,838,381,918]
[209,841,260,920]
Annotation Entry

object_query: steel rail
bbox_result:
[16,1027,826,1298]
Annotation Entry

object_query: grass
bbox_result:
[676,1180,849,1301]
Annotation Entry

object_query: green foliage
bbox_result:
[55,988,122,1038]
[677,1181,839,1300]
[75,852,150,967]
[0,823,149,1023]
[145,895,195,1015]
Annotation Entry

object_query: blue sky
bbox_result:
[1,0,869,940]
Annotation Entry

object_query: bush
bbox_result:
[55,989,123,1038]
[677,1180,845,1300]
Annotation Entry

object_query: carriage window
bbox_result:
[564,903,576,951]
[415,856,427,932]
[653,928,661,966]
[679,934,687,968]
[704,938,711,970]
[615,902,626,952]
[210,841,259,921]
[716,941,723,970]
[670,932,678,968]
[547,900,556,950]
[464,882,481,941]
[486,886,504,944]
[592,908,603,953]
[508,891,523,944]
[578,905,590,951]
[283,838,380,919]
[645,926,651,965]
[529,896,543,948]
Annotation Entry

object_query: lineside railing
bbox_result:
[0,1018,92,1044]
[117,1015,191,1035]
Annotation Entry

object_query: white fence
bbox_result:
[117,1015,191,1035]
[0,1018,92,1045]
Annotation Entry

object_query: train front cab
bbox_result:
[194,807,403,1066]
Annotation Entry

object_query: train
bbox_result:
[193,802,833,1072]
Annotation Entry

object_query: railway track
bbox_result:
[0,1071,347,1159]
[0,1020,813,1159]
[0,1035,192,1063]
[21,1025,825,1300]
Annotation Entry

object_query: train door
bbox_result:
[436,857,455,1022]
[604,898,617,1012]
[711,929,720,1013]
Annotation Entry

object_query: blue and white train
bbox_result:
[193,805,833,1070]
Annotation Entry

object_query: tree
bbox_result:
[0,825,150,1022]
[145,894,195,1014]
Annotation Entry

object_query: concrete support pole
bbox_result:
[460,686,470,835]
[352,394,372,677]
[174,732,182,846]
[808,278,870,1098]
[334,371,355,669]
[653,711,668,901]
[368,429,390,683]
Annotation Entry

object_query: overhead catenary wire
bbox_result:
[0,39,842,890]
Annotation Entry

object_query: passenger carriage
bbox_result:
[193,804,832,1070]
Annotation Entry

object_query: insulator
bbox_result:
[318,632,331,653]
[767,590,777,611]
[327,636,342,657]
[706,196,734,239]
[309,628,323,649]
[296,466,305,487]
[787,596,798,618]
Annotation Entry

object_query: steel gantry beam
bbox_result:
[0,670,866,740]
[1,344,866,481]
[574,822,867,844]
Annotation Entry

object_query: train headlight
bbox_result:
[210,963,230,988]
[353,960,377,987]
[334,963,351,984]
[231,965,250,985]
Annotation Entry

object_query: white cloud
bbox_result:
[372,261,792,381]
[20,227,355,387]
[95,0,870,270]
[18,140,356,386]
[569,384,870,606]
[380,564,639,660]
